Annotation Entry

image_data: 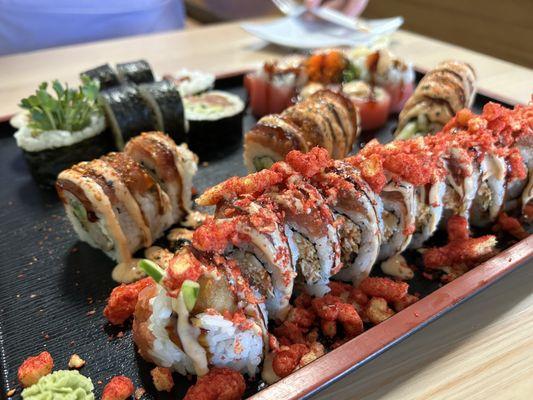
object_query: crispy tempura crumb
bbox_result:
[6,389,16,397]
[102,376,134,400]
[134,387,146,399]
[150,367,174,392]
[365,297,395,325]
[18,351,54,388]
[184,368,245,400]
[68,354,86,369]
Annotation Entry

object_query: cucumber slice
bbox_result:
[396,121,419,140]
[138,259,164,283]
[182,279,200,312]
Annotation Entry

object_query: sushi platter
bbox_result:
[0,47,532,400]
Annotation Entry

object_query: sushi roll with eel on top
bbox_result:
[134,247,268,376]
[56,132,197,266]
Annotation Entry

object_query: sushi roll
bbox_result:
[409,181,446,248]
[99,84,157,150]
[116,60,155,84]
[395,60,476,139]
[243,114,309,172]
[164,68,215,97]
[124,132,198,220]
[261,174,342,296]
[312,160,383,284]
[56,132,198,267]
[134,247,268,376]
[138,80,187,144]
[80,64,120,90]
[244,55,306,118]
[194,199,296,321]
[14,78,111,187]
[183,90,245,160]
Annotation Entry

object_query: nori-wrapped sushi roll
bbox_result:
[139,80,187,144]
[80,64,120,90]
[116,60,154,85]
[183,90,244,160]
[99,84,157,150]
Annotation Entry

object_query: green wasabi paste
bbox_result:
[21,370,94,400]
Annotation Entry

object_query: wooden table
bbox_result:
[1,20,532,400]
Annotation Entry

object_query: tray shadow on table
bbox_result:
[314,262,533,400]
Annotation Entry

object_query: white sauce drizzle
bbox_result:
[112,258,146,284]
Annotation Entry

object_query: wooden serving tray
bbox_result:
[0,72,530,399]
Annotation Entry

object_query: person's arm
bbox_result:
[305,0,369,17]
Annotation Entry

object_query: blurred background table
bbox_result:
[0,16,532,400]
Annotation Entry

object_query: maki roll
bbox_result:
[183,90,245,160]
[14,78,111,187]
[80,64,120,90]
[116,60,155,84]
[312,159,383,284]
[194,199,296,321]
[164,68,215,97]
[139,80,187,144]
[124,132,198,220]
[409,181,446,248]
[99,84,157,149]
[395,60,476,139]
[243,114,309,172]
[134,248,268,376]
[56,132,198,268]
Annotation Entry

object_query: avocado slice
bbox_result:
[182,279,200,312]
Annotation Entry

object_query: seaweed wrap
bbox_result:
[99,84,157,150]
[134,247,268,376]
[80,64,120,90]
[395,60,476,139]
[139,80,187,144]
[116,60,155,84]
[183,90,245,160]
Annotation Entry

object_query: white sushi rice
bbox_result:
[14,114,105,152]
[194,313,264,376]
[172,69,215,97]
[148,288,196,375]
[183,91,244,121]
[9,111,30,129]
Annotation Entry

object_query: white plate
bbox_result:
[241,15,403,49]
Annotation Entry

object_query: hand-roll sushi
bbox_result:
[14,78,111,187]
[116,60,155,84]
[183,90,245,160]
[99,84,157,150]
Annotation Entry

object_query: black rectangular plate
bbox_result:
[0,73,514,399]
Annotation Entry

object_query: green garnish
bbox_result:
[19,76,101,136]
[21,370,94,400]
[182,279,200,312]
[342,61,361,83]
[138,259,165,283]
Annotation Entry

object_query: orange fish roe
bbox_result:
[305,50,347,84]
